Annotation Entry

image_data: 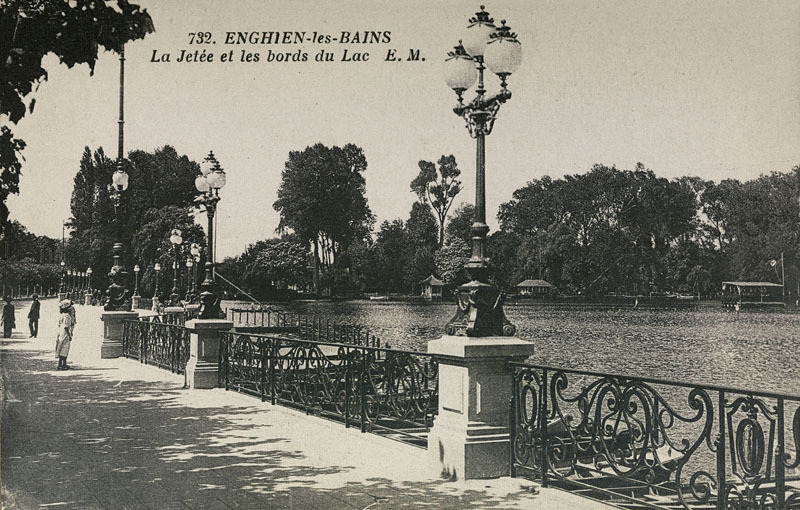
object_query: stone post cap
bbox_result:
[427,335,534,360]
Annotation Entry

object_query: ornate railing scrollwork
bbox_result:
[220,332,438,446]
[510,363,800,510]
[122,318,190,374]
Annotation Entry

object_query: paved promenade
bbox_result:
[1,298,612,510]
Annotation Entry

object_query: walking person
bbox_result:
[55,299,74,370]
[28,294,40,338]
[2,296,15,338]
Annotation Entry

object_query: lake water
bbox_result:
[223,300,800,395]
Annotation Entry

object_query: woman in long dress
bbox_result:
[55,300,74,370]
[2,296,15,338]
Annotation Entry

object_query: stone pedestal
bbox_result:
[185,319,233,389]
[151,296,160,312]
[131,295,141,310]
[164,306,183,323]
[100,310,139,358]
[184,303,200,321]
[427,335,534,480]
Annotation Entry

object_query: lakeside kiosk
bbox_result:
[720,281,784,308]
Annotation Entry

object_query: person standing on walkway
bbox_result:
[2,296,15,338]
[28,294,40,338]
[55,299,74,370]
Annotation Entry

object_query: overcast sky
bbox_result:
[7,0,800,259]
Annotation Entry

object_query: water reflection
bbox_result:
[223,300,800,395]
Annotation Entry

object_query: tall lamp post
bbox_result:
[86,267,93,305]
[153,263,161,298]
[104,160,132,311]
[133,265,141,296]
[169,229,183,306]
[194,151,227,319]
[185,257,197,303]
[443,5,522,337]
[59,261,66,295]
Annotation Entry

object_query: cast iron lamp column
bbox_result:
[86,267,92,290]
[443,5,522,337]
[104,160,132,311]
[184,257,197,303]
[133,265,140,297]
[194,151,227,319]
[169,229,183,306]
[153,263,161,299]
[59,261,65,293]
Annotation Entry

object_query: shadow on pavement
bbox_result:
[2,346,537,510]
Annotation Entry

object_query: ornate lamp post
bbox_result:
[190,242,201,299]
[133,264,140,297]
[153,263,161,298]
[59,261,66,294]
[443,5,522,337]
[104,161,132,311]
[194,151,227,319]
[169,229,183,306]
[86,267,92,290]
[67,269,72,293]
[184,256,197,303]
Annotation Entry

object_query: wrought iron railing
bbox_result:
[122,318,190,374]
[220,332,436,447]
[510,362,800,509]
[226,307,385,348]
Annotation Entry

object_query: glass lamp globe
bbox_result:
[170,229,183,245]
[186,258,193,268]
[195,175,210,193]
[444,44,478,91]
[60,261,65,267]
[112,168,129,191]
[134,264,140,273]
[87,267,92,275]
[210,168,226,190]
[190,243,201,257]
[461,6,495,58]
[154,263,161,272]
[484,21,522,76]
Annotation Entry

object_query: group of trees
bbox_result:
[66,145,204,295]
[494,164,800,298]
[0,220,61,293]
[219,149,471,298]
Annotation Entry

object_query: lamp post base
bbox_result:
[427,335,534,479]
[101,310,139,358]
[444,280,516,337]
[185,319,233,388]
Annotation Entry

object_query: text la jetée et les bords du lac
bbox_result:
[150,31,425,64]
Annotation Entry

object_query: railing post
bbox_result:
[509,365,518,478]
[716,391,726,510]
[345,347,352,429]
[360,351,367,433]
[223,335,229,391]
[270,338,277,405]
[776,397,786,509]
[540,368,549,488]
[141,322,148,365]
[260,338,267,402]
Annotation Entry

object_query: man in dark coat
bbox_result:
[28,294,40,338]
